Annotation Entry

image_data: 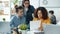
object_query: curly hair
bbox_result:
[34,7,48,20]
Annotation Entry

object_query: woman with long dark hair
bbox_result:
[33,7,51,31]
[22,0,35,29]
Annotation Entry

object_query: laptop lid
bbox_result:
[43,24,60,34]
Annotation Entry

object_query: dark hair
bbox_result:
[34,7,48,20]
[22,0,30,7]
[49,10,54,14]
[34,9,38,18]
[15,5,18,9]
[16,6,23,13]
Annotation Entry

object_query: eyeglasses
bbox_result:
[24,3,29,4]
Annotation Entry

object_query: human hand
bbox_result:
[13,27,17,31]
[38,27,43,31]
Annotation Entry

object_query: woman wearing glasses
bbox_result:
[22,0,35,29]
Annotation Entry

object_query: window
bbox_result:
[0,0,10,22]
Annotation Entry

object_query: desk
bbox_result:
[18,29,44,34]
[27,30,44,34]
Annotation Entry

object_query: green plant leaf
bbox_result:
[19,24,28,30]
[13,0,18,4]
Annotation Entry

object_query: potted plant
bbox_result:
[12,0,18,5]
[18,24,28,34]
[3,18,6,22]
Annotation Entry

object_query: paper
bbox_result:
[30,20,41,31]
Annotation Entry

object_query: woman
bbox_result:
[22,0,35,29]
[33,7,51,31]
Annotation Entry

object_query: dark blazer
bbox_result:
[23,5,35,24]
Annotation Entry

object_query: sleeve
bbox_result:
[23,17,26,23]
[47,19,51,24]
[10,17,15,29]
[31,6,35,13]
[46,18,51,24]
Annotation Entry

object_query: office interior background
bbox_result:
[0,0,60,34]
[0,0,60,22]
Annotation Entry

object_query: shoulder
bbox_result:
[33,17,38,21]
[47,17,50,20]
[53,15,56,18]
[46,17,51,24]
[30,5,34,7]
[10,15,17,21]
[51,15,56,19]
[46,17,51,21]
[42,17,51,24]
[29,5,34,9]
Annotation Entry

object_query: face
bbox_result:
[49,13,52,18]
[17,9,23,17]
[37,10,42,19]
[24,1,29,8]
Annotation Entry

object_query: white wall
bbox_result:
[40,0,60,7]
[30,0,40,9]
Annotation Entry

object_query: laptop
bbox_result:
[30,20,41,31]
[43,24,60,34]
